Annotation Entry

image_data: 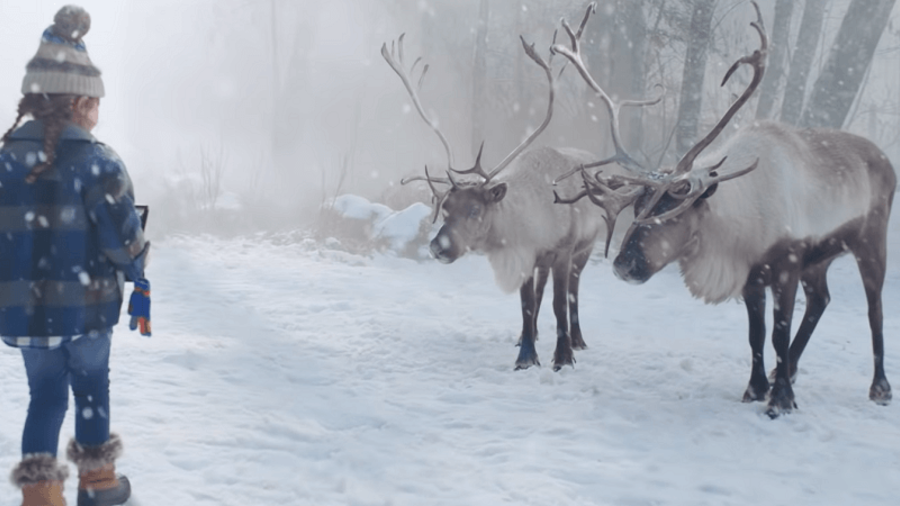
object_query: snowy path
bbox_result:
[2,229,900,505]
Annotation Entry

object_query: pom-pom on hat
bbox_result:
[21,5,104,97]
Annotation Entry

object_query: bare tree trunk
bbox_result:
[799,0,897,129]
[779,0,828,126]
[270,0,279,172]
[754,0,793,120]
[675,0,717,156]
[621,0,648,153]
[471,0,490,159]
[270,0,318,179]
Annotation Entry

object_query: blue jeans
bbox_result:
[20,330,112,456]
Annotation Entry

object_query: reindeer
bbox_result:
[382,9,660,371]
[554,1,894,417]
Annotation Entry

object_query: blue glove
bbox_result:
[128,278,151,336]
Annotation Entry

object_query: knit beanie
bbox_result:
[21,5,105,98]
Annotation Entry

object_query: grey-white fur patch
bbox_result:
[66,433,124,473]
[10,453,70,487]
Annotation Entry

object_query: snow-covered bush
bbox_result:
[316,194,436,259]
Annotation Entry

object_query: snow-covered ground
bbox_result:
[2,200,900,506]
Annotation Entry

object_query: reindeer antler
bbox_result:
[384,34,463,221]
[550,2,664,176]
[399,166,457,224]
[452,32,560,184]
[382,34,455,171]
[673,1,766,178]
[547,2,664,255]
[632,0,767,224]
[451,141,490,180]
[553,167,648,256]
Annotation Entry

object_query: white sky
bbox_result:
[0,0,899,232]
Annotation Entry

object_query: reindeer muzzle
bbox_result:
[430,234,456,264]
[613,248,651,284]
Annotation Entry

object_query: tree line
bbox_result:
[401,0,898,171]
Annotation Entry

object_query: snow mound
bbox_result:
[323,194,436,259]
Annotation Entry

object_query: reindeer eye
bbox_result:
[468,205,481,219]
[670,180,692,196]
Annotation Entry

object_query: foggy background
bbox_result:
[0,0,898,238]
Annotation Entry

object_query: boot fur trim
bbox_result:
[10,453,70,487]
[66,433,124,473]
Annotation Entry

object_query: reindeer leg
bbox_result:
[775,262,832,384]
[767,264,801,418]
[568,246,593,350]
[742,280,769,402]
[533,266,550,342]
[854,241,892,404]
[551,259,574,371]
[515,272,541,370]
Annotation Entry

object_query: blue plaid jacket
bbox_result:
[0,120,148,347]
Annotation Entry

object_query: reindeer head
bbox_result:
[554,1,766,277]
[612,183,712,282]
[430,167,509,263]
[384,32,557,264]
[616,2,766,283]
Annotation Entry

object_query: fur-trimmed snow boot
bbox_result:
[10,453,70,506]
[66,434,131,506]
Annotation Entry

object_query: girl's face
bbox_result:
[72,97,100,131]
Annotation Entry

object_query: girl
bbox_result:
[2,6,150,506]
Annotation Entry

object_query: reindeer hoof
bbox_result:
[514,341,540,370]
[552,350,575,372]
[765,378,797,418]
[765,401,797,419]
[514,353,540,370]
[870,378,892,405]
[765,395,798,418]
[570,335,587,350]
[742,388,765,403]
[552,361,575,372]
[742,378,769,403]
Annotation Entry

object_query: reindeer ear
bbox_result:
[487,182,507,203]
